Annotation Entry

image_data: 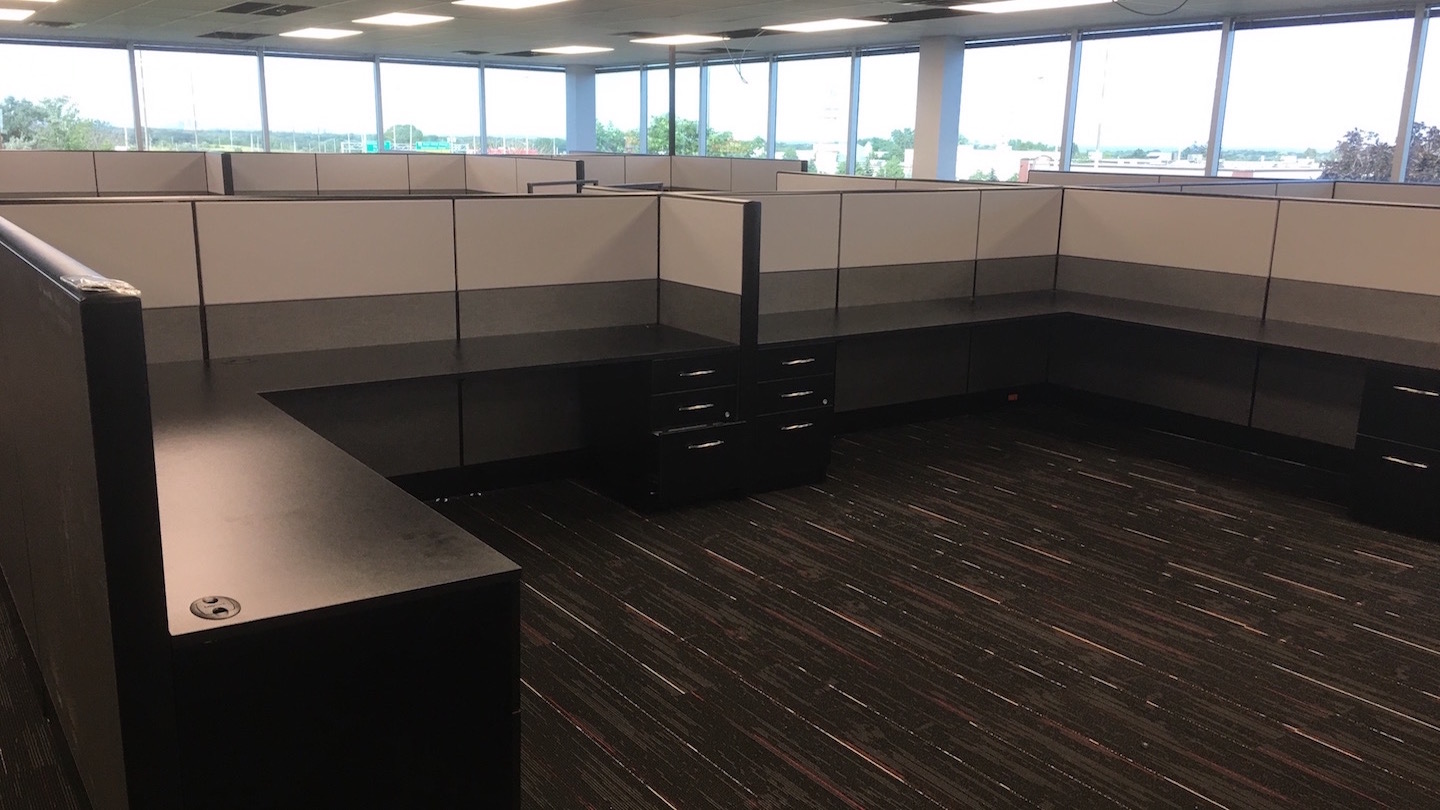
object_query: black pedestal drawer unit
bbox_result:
[1354,365,1440,537]
[587,349,743,508]
[747,342,835,491]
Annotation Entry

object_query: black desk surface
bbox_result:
[149,324,733,638]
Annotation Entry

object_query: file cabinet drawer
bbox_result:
[1353,435,1440,537]
[645,423,743,502]
[1359,367,1440,448]
[755,376,833,416]
[651,352,738,394]
[749,410,832,491]
[650,386,737,431]
[755,343,836,382]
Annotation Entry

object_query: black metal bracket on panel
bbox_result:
[525,179,599,195]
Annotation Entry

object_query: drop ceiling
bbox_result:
[0,0,1417,66]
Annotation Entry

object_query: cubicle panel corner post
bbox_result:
[0,217,180,810]
[740,200,762,413]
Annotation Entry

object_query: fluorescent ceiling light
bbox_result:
[12,0,59,4]
[952,0,1112,13]
[353,12,453,25]
[451,0,568,8]
[280,27,362,38]
[762,18,886,33]
[0,7,36,19]
[533,45,613,55]
[630,34,727,45]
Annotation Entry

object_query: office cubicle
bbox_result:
[0,150,218,196]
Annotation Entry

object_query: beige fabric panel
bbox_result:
[625,155,671,186]
[229,153,319,194]
[895,179,995,191]
[671,157,732,191]
[1277,181,1336,199]
[977,187,1063,260]
[406,154,467,191]
[730,159,795,193]
[1059,190,1277,277]
[580,154,626,186]
[660,196,745,295]
[0,202,199,308]
[316,154,409,193]
[517,157,581,192]
[1333,182,1440,206]
[1177,183,1280,197]
[777,172,898,192]
[839,191,981,268]
[197,199,456,304]
[1272,200,1440,295]
[94,152,209,194]
[465,156,519,193]
[455,195,659,290]
[1026,170,1163,186]
[206,152,226,194]
[759,194,840,273]
[0,151,97,195]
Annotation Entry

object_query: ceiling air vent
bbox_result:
[498,51,537,57]
[199,30,266,40]
[254,4,311,16]
[217,1,311,15]
[218,2,274,13]
[26,19,80,28]
[454,49,488,55]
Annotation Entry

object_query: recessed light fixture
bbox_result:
[12,0,59,4]
[451,0,568,8]
[0,7,36,19]
[630,34,727,45]
[952,0,1112,13]
[533,45,613,55]
[353,12,453,25]
[280,26,362,38]
[762,18,886,33]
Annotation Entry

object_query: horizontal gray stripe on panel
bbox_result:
[838,261,975,308]
[1251,347,1364,449]
[142,306,203,365]
[659,280,740,344]
[1049,318,1258,425]
[460,280,656,339]
[1056,256,1267,318]
[760,269,838,315]
[462,369,583,465]
[1265,279,1440,344]
[968,320,1051,393]
[835,330,969,412]
[975,256,1057,297]
[207,292,456,359]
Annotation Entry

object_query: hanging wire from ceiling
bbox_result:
[1113,0,1192,16]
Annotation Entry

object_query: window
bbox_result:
[706,60,769,158]
[856,52,918,178]
[776,56,852,174]
[135,50,262,152]
[379,63,480,154]
[596,70,640,153]
[1072,29,1219,174]
[1221,17,1413,179]
[0,44,136,150]
[1406,14,1440,182]
[643,65,700,155]
[264,56,377,153]
[957,40,1071,182]
[485,67,566,154]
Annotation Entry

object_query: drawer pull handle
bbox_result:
[688,440,726,450]
[780,390,814,399]
[782,358,816,367]
[679,403,715,412]
[680,369,716,378]
[1383,456,1430,470]
[780,423,814,432]
[1393,385,1440,398]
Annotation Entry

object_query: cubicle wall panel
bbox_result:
[207,293,456,358]
[1026,170,1164,186]
[658,196,747,342]
[1059,190,1277,277]
[660,281,740,343]
[464,156,518,193]
[974,256,1056,297]
[1056,256,1269,318]
[835,330,969,412]
[462,369,584,464]
[456,196,658,289]
[406,154,467,192]
[839,192,980,268]
[516,158,582,193]
[671,157,731,191]
[460,281,656,338]
[776,173,897,192]
[968,320,1052,393]
[266,379,461,477]
[227,153,319,194]
[758,194,841,274]
[206,152,226,195]
[1265,279,1440,343]
[581,154,627,187]
[1251,348,1365,448]
[1333,181,1440,205]
[1050,319,1259,424]
[731,159,803,193]
[624,155,671,186]
[977,188,1063,260]
[142,307,205,365]
[0,151,98,196]
[838,262,975,308]
[1277,181,1337,199]
[95,152,209,195]
[316,154,410,194]
[760,269,837,314]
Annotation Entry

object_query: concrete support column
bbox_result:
[565,66,597,152]
[912,36,964,180]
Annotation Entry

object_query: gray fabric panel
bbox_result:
[1265,279,1440,343]
[835,330,969,412]
[1056,256,1268,318]
[659,280,740,344]
[142,306,203,364]
[975,256,1057,297]
[968,320,1051,393]
[459,280,656,339]
[206,292,456,359]
[1050,318,1259,425]
[1251,348,1365,448]
[838,261,976,308]
[266,379,461,477]
[760,269,837,315]
[462,369,584,464]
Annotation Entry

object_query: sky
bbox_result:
[0,16,1435,152]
